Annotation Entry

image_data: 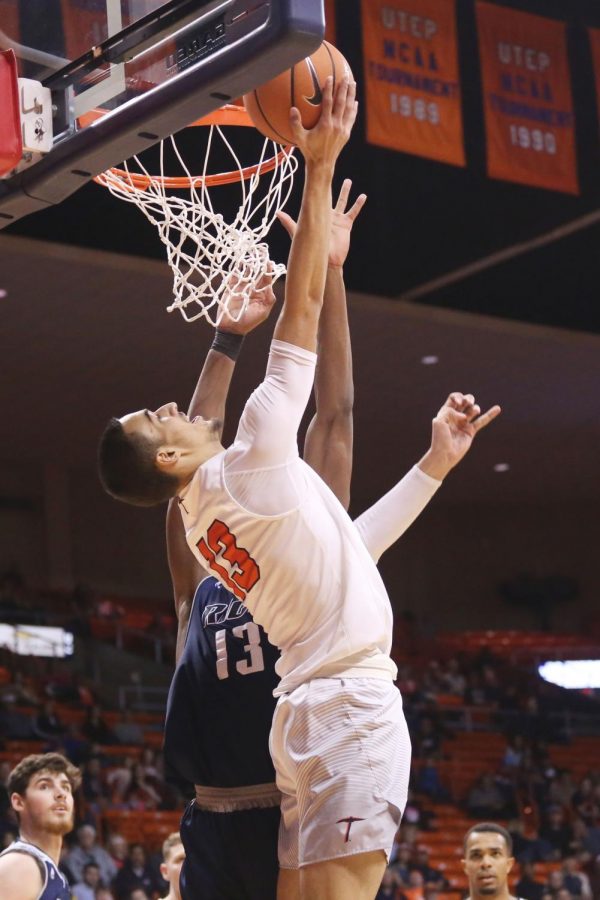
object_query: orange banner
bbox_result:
[325,0,336,44]
[588,28,600,140]
[477,2,578,194]
[362,0,465,167]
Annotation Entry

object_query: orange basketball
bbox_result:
[243,41,352,145]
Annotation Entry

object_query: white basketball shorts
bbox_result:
[270,677,411,868]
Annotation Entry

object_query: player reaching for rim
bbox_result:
[99,76,500,900]
[162,178,365,900]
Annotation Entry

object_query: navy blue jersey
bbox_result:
[164,576,281,788]
[0,839,71,899]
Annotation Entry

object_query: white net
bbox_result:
[96,121,298,326]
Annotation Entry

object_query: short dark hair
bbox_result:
[98,417,179,507]
[464,822,513,856]
[8,753,81,797]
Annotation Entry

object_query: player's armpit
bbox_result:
[0,853,43,900]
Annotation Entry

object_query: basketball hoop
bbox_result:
[93,105,297,326]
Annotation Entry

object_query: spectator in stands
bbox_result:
[571,777,599,827]
[561,856,592,898]
[32,700,66,743]
[96,890,115,900]
[462,822,515,900]
[467,773,513,819]
[376,867,407,899]
[508,818,553,864]
[127,891,150,900]
[65,824,118,887]
[72,861,102,900]
[411,846,448,892]
[158,832,184,900]
[548,770,577,811]
[389,843,413,887]
[502,734,526,771]
[81,757,109,823]
[414,756,449,801]
[0,670,40,706]
[112,711,144,746]
[107,833,129,873]
[106,756,135,804]
[413,717,442,759]
[123,764,162,811]
[405,869,427,898]
[545,870,568,896]
[113,842,163,900]
[82,706,115,745]
[539,807,576,860]
[442,657,466,697]
[61,722,91,767]
[516,861,546,900]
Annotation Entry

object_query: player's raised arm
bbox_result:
[278,179,365,509]
[273,76,357,353]
[166,276,276,656]
[355,393,501,562]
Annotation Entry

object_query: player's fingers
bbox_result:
[320,75,335,122]
[335,178,352,212]
[276,210,296,238]
[472,405,502,432]
[331,75,349,120]
[446,392,464,409]
[288,106,305,143]
[465,403,481,422]
[346,192,367,222]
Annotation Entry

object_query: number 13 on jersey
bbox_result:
[215,622,265,680]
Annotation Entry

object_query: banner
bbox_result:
[362,0,465,167]
[325,0,336,44]
[588,28,600,140]
[477,2,578,194]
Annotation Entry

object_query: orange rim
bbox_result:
[85,104,293,190]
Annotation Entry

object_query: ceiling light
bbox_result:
[493,463,510,473]
[420,355,438,365]
[0,289,7,298]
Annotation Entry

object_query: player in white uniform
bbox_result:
[99,77,500,899]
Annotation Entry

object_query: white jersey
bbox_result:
[180,340,439,695]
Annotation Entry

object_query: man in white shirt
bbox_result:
[99,77,500,899]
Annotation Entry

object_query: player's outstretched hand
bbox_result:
[277,178,367,269]
[217,265,277,334]
[419,392,502,480]
[290,75,357,168]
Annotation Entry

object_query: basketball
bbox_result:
[243,41,352,145]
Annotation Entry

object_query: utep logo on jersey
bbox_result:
[197,519,261,601]
[202,590,249,627]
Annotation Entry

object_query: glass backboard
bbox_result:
[0,0,324,224]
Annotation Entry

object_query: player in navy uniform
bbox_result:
[164,178,365,900]
[0,752,81,900]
